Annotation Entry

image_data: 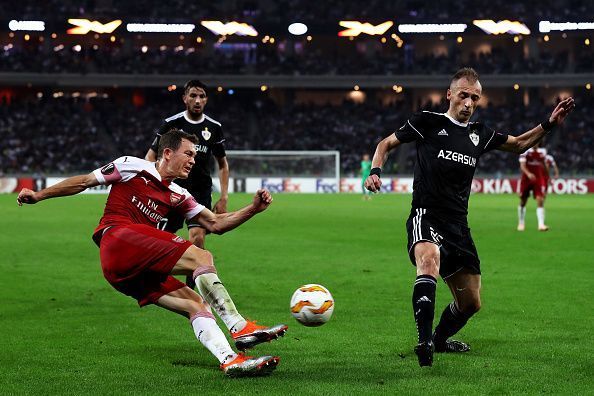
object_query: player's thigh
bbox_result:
[445,269,481,313]
[413,241,440,277]
[171,245,214,275]
[156,286,210,317]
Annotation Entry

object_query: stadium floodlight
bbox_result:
[473,20,530,35]
[8,20,45,31]
[67,19,122,35]
[126,23,196,33]
[338,21,393,37]
[398,23,467,33]
[539,21,594,32]
[288,23,308,35]
[201,21,258,36]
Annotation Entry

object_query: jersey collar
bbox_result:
[443,112,469,127]
[184,111,205,124]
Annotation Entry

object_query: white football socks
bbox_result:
[518,205,526,226]
[191,314,236,364]
[195,272,247,333]
[537,207,545,227]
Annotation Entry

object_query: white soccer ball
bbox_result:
[290,284,334,327]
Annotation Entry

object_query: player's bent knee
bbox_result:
[188,245,214,267]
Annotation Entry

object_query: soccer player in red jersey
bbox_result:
[517,142,550,231]
[17,129,286,377]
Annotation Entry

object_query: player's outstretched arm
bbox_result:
[364,134,402,193]
[17,173,100,206]
[213,156,229,214]
[193,189,272,234]
[498,97,575,153]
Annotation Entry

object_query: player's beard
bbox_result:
[188,106,203,118]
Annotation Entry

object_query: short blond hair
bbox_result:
[451,67,479,84]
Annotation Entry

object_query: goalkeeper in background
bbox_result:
[360,154,372,200]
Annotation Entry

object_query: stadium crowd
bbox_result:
[1,93,592,176]
[1,43,581,75]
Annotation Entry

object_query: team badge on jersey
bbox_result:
[101,163,115,175]
[170,193,182,205]
[201,127,211,141]
[469,131,480,146]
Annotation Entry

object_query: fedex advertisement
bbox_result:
[2,177,594,194]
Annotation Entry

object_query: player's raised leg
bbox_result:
[412,242,440,367]
[433,269,480,353]
[171,245,288,350]
[156,287,279,377]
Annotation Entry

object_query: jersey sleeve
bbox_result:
[546,154,556,166]
[394,113,425,143]
[178,188,205,219]
[519,151,528,163]
[92,156,146,185]
[482,125,508,153]
[211,124,226,158]
[149,121,171,153]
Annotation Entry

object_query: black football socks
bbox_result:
[433,301,472,348]
[412,275,437,344]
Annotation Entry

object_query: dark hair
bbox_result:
[184,79,208,95]
[451,67,479,84]
[157,128,198,158]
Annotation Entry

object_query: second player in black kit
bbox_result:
[150,109,225,227]
[146,80,230,289]
[365,68,575,368]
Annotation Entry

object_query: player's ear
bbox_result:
[162,147,173,160]
[446,88,452,100]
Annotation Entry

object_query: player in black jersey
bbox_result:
[145,80,229,287]
[365,68,574,367]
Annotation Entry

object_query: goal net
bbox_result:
[223,150,340,182]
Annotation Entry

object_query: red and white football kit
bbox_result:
[518,147,548,199]
[91,156,204,306]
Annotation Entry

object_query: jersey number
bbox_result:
[157,218,169,231]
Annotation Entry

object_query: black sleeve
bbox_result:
[150,121,171,152]
[482,125,508,153]
[211,124,226,158]
[394,113,425,143]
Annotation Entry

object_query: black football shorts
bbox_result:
[405,208,480,279]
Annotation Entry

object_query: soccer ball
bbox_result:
[290,284,334,327]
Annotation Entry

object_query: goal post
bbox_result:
[223,150,340,189]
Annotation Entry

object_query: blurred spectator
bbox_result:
[1,92,592,176]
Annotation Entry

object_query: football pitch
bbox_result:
[1,193,592,395]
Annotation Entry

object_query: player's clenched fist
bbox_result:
[17,188,39,206]
[365,175,382,193]
[252,189,273,212]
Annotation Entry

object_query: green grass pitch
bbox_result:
[1,193,592,395]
